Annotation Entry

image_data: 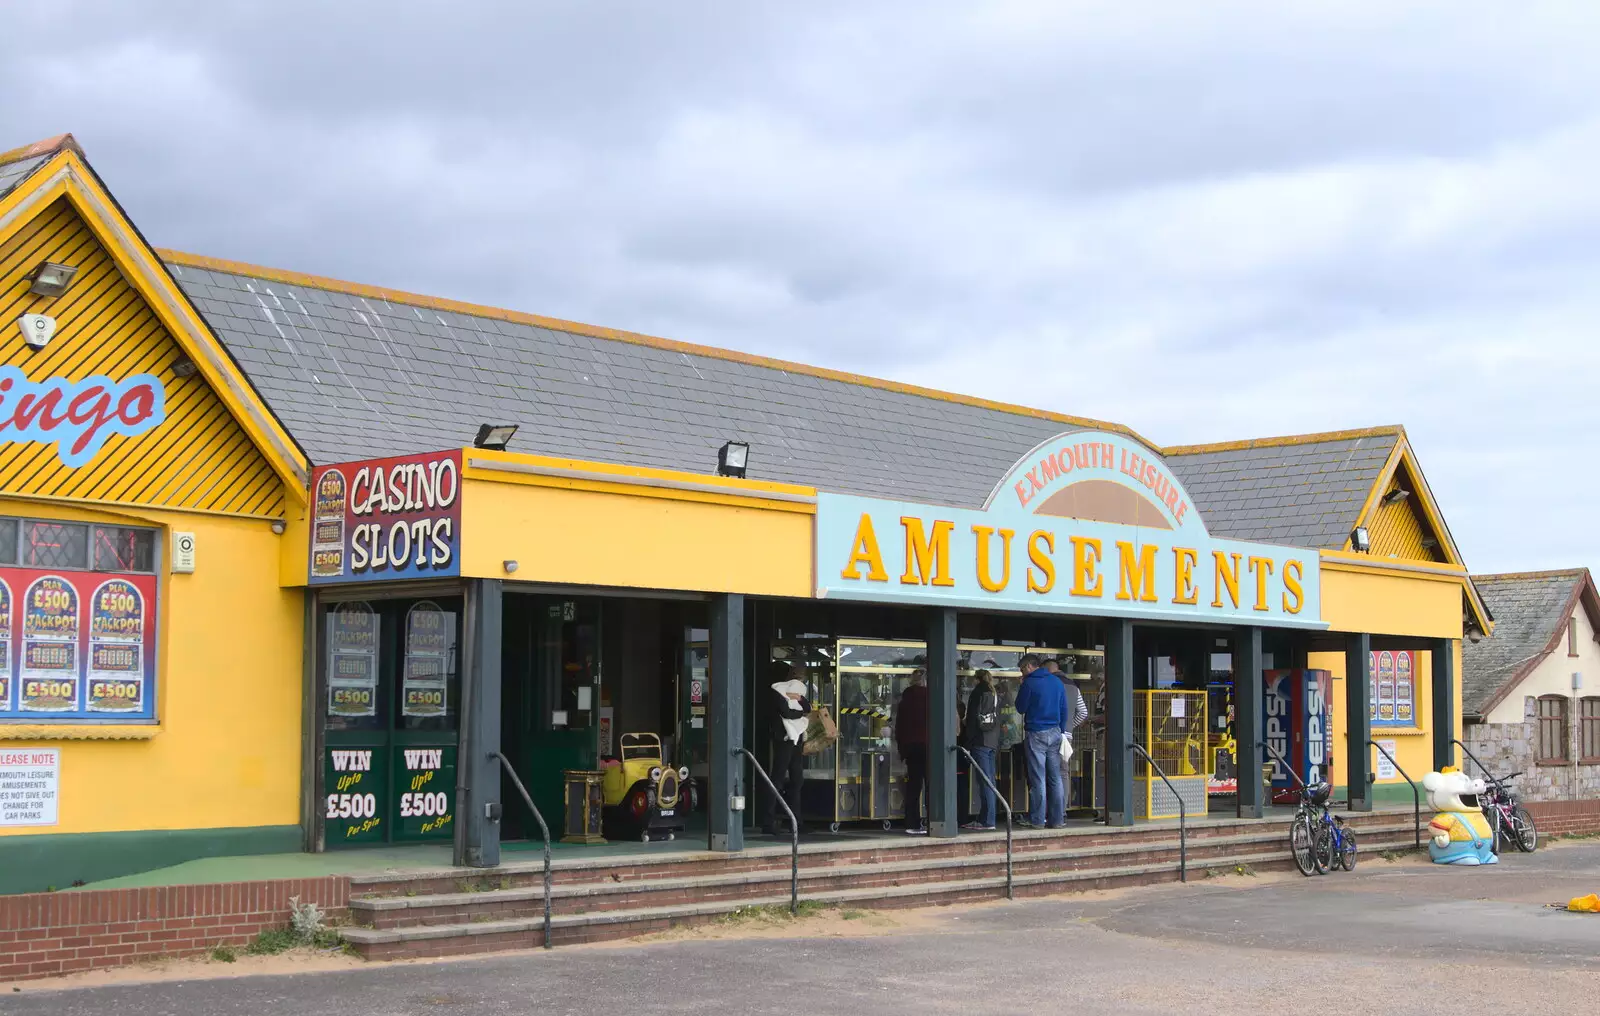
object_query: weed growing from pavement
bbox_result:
[716,901,827,925]
[840,910,867,920]
[210,946,237,963]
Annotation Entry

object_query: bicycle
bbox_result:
[1290,781,1344,876]
[1481,771,1537,853]
[1311,791,1357,872]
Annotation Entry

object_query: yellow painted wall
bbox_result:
[0,497,303,837]
[460,477,814,597]
[1320,565,1462,639]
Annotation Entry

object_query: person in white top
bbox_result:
[765,664,811,836]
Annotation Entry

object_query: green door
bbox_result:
[504,596,601,838]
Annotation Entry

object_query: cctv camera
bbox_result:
[18,313,56,349]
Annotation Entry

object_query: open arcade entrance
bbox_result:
[498,591,711,844]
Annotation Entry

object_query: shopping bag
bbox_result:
[803,706,838,755]
[1059,736,1074,765]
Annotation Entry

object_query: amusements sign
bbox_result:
[309,450,462,585]
[0,568,157,721]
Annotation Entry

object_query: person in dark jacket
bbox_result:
[764,664,810,836]
[1012,653,1068,828]
[961,669,1001,831]
[895,669,930,834]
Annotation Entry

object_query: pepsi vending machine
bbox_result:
[1262,669,1332,803]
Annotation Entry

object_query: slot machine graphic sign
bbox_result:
[0,568,158,721]
[309,450,462,585]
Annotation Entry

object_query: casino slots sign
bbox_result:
[309,450,462,585]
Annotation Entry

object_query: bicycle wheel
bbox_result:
[1312,822,1334,874]
[1510,806,1538,853]
[1290,815,1317,876]
[1338,828,1358,871]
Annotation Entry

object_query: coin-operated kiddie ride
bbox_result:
[1422,768,1497,866]
[601,733,694,843]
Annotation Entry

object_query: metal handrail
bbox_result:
[1452,738,1495,781]
[953,745,1013,899]
[1260,741,1309,791]
[490,751,552,950]
[1367,740,1422,849]
[1128,744,1186,883]
[734,747,799,916]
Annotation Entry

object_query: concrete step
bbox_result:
[351,814,1425,899]
[349,824,1424,931]
[344,841,1414,960]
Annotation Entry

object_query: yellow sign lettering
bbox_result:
[1248,556,1275,611]
[900,517,955,587]
[1212,551,1242,609]
[1026,531,1056,594]
[1069,536,1103,598]
[841,514,888,582]
[1282,559,1304,614]
[1173,547,1199,605]
[1115,541,1159,603]
[972,525,1014,593]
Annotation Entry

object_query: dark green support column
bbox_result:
[1234,626,1264,819]
[1345,632,1372,812]
[926,607,958,839]
[710,593,746,852]
[461,579,503,868]
[1432,638,1457,772]
[1105,618,1134,826]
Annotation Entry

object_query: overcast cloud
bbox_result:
[3,1,1596,574]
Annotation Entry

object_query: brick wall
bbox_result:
[1523,799,1600,837]
[0,877,349,982]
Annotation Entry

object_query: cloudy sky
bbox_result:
[3,2,1595,574]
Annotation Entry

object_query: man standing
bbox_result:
[1045,659,1090,811]
[895,669,930,835]
[961,669,1001,831]
[1013,653,1067,828]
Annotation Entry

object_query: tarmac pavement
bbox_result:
[2,840,1596,1016]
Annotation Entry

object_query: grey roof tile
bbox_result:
[1462,570,1588,715]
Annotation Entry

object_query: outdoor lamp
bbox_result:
[717,440,749,478]
[1350,526,1371,553]
[171,358,199,378]
[1382,488,1411,505]
[28,261,78,298]
[473,424,518,450]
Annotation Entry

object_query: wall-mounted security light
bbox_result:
[1350,526,1371,553]
[1382,488,1411,506]
[503,560,519,574]
[1420,537,1439,550]
[171,358,199,378]
[270,520,286,535]
[717,440,750,478]
[473,424,518,450]
[28,261,78,299]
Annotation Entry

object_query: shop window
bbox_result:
[0,514,160,723]
[1368,650,1415,726]
[1537,695,1569,763]
[24,521,88,569]
[1581,697,1600,763]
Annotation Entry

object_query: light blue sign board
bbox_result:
[814,429,1325,630]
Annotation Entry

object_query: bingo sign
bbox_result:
[0,568,157,720]
[309,449,462,585]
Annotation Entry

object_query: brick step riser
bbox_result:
[355,818,1424,898]
[356,833,1421,931]
[350,854,1328,961]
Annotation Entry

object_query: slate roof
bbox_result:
[0,135,79,204]
[161,258,1126,509]
[1462,569,1590,716]
[1164,432,1398,548]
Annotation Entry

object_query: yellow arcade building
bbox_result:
[0,134,1490,892]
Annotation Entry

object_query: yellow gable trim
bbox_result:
[462,448,818,514]
[0,152,307,501]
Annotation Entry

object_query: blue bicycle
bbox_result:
[1291,782,1357,875]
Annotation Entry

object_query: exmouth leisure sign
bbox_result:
[815,430,1324,628]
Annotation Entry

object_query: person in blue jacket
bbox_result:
[1012,653,1068,828]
